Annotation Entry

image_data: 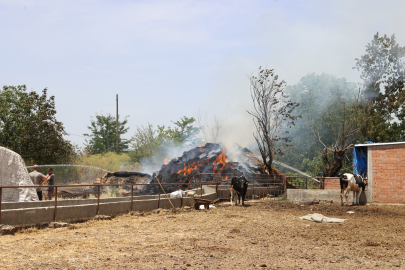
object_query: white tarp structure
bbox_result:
[299,213,346,223]
[0,147,38,202]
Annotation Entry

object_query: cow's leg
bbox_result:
[356,190,362,205]
[230,188,234,206]
[340,189,344,206]
[237,193,241,205]
[352,191,357,205]
[242,191,246,206]
[344,189,349,206]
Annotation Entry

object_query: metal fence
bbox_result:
[0,174,288,224]
[286,176,325,189]
[199,173,286,201]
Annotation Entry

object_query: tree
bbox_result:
[130,116,201,163]
[0,85,76,165]
[315,92,370,177]
[164,116,201,146]
[84,112,130,154]
[195,110,223,143]
[278,73,359,176]
[130,123,163,163]
[354,32,405,142]
[247,68,300,174]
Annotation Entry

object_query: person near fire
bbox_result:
[41,167,55,200]
[28,165,47,201]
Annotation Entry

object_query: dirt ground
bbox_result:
[1,199,405,269]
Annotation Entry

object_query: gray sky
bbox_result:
[1,0,404,148]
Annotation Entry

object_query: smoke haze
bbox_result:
[1,0,404,151]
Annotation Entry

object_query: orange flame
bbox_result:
[175,148,231,176]
[164,157,168,165]
[177,162,198,176]
[211,148,227,173]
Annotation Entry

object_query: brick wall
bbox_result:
[324,178,340,190]
[372,145,405,203]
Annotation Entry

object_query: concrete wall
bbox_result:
[287,188,371,203]
[0,186,217,226]
[214,185,283,200]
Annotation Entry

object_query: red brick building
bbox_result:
[365,142,405,203]
[324,142,405,203]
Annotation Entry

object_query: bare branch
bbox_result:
[248,67,300,173]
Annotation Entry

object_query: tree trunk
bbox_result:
[323,150,345,177]
[322,148,330,176]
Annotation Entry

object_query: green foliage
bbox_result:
[110,186,119,197]
[277,73,359,176]
[165,116,201,145]
[354,32,405,142]
[354,32,405,111]
[76,152,139,172]
[84,112,131,154]
[129,116,201,163]
[130,123,163,163]
[0,85,76,165]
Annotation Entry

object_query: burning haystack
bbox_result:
[146,143,275,193]
[87,143,283,196]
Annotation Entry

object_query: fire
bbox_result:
[177,162,198,176]
[211,148,227,173]
[175,147,232,176]
[164,157,168,165]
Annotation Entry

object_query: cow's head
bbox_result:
[239,175,248,189]
[340,174,348,181]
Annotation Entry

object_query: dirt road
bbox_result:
[1,200,404,269]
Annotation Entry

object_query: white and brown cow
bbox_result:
[340,173,367,206]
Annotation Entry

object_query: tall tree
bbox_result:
[130,116,200,163]
[278,73,359,176]
[164,116,200,146]
[354,32,405,142]
[84,112,130,154]
[247,68,300,174]
[130,123,163,163]
[315,93,370,177]
[0,85,76,164]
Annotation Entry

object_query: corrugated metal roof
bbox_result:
[354,142,405,147]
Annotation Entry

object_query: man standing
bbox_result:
[28,165,47,201]
[41,167,55,200]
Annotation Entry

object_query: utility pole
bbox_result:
[116,94,118,153]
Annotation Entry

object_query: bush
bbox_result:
[76,152,140,172]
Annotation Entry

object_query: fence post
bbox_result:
[216,177,218,197]
[200,174,202,197]
[0,187,2,224]
[306,178,308,189]
[54,187,58,222]
[158,185,161,208]
[282,174,286,199]
[97,185,100,215]
[131,185,134,212]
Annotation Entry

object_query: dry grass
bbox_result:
[1,200,405,269]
